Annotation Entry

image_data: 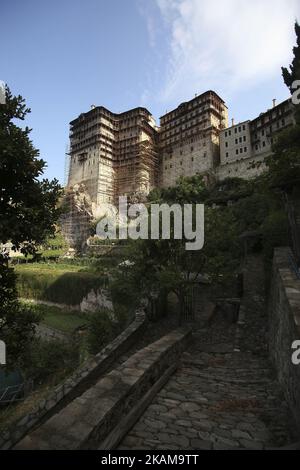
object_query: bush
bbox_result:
[24,338,79,385]
[0,257,39,369]
[261,210,289,260]
[87,310,121,355]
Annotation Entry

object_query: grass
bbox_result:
[15,262,85,273]
[15,263,108,306]
[21,301,87,333]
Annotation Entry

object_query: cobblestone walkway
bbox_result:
[118,257,295,450]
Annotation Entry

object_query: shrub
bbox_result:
[24,338,79,385]
[87,310,121,355]
[261,210,289,260]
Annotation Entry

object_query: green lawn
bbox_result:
[21,301,87,333]
[15,262,85,273]
[15,263,107,306]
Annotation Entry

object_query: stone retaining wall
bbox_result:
[15,327,191,450]
[0,308,146,450]
[268,247,300,431]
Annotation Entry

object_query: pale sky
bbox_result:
[1,0,299,183]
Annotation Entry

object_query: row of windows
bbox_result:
[162,111,209,131]
[224,124,247,137]
[161,96,222,124]
[253,106,286,128]
[253,119,286,139]
[254,140,271,150]
[225,135,247,147]
[163,119,208,137]
[224,147,248,158]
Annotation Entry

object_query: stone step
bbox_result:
[14,328,191,450]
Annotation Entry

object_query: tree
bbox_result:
[266,22,300,190]
[0,87,62,252]
[0,256,38,368]
[148,174,209,205]
[117,176,241,324]
[0,87,63,367]
[282,22,300,94]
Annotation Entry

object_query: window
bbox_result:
[244,147,247,152]
[191,146,194,151]
[255,145,258,150]
[226,152,229,158]
[235,138,238,144]
[262,141,266,147]
[243,136,246,142]
[229,130,231,136]
[238,126,241,132]
[242,124,246,130]
[240,148,243,153]
[239,137,242,143]
[225,142,228,147]
[236,149,239,155]
[225,131,227,137]
[235,128,237,134]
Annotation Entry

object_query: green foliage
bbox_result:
[15,262,108,305]
[148,174,209,204]
[207,177,253,204]
[15,264,107,305]
[231,192,271,233]
[0,87,63,255]
[40,230,68,257]
[115,193,242,322]
[0,257,40,369]
[112,169,292,323]
[0,87,63,367]
[87,310,121,355]
[266,22,300,190]
[21,302,86,333]
[24,339,79,385]
[265,124,300,189]
[110,267,141,309]
[261,210,289,260]
[282,22,300,93]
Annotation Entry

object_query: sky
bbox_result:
[1,0,300,184]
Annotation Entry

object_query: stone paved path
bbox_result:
[118,256,295,450]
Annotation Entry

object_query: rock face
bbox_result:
[60,184,94,251]
[80,288,116,321]
[60,183,122,253]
